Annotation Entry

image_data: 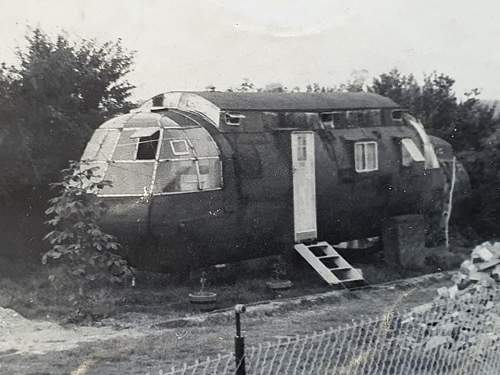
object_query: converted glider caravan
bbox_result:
[81,91,466,280]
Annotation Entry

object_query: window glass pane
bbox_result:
[365,143,377,170]
[130,127,159,138]
[112,130,138,160]
[159,128,219,159]
[183,128,220,157]
[82,129,119,161]
[101,162,154,195]
[355,143,365,171]
[153,160,198,193]
[126,113,161,128]
[354,142,378,172]
[170,140,190,155]
[198,158,222,190]
[160,129,189,159]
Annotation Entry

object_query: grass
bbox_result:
[0,242,463,325]
[0,271,452,375]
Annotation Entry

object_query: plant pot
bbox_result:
[266,279,293,291]
[188,292,217,311]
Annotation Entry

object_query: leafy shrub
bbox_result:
[43,161,131,283]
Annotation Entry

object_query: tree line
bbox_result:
[0,29,498,261]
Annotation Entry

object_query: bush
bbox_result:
[43,161,132,283]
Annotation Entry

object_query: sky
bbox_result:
[0,0,499,102]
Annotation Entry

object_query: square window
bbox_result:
[354,141,378,173]
[320,112,334,128]
[170,140,190,156]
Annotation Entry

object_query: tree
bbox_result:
[0,28,136,191]
[372,69,500,236]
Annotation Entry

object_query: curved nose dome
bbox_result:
[81,111,222,196]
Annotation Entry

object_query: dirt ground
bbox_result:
[0,271,453,375]
[0,231,473,375]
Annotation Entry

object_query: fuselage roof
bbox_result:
[189,91,400,112]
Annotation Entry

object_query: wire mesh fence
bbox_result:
[160,286,500,375]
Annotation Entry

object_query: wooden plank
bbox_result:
[314,243,364,282]
[294,244,340,285]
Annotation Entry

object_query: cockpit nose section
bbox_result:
[80,111,223,197]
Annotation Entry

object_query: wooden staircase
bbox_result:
[294,241,365,287]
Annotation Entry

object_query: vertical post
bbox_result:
[444,156,457,248]
[234,304,246,375]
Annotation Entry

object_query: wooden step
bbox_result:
[329,267,351,271]
[317,255,339,259]
[339,278,364,283]
[294,243,340,285]
[294,241,365,287]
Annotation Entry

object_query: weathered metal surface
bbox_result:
[81,92,455,272]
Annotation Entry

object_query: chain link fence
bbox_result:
[158,286,500,375]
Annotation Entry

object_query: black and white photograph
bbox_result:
[1,1,500,374]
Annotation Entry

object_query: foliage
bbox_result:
[371,68,500,236]
[233,72,500,235]
[0,28,136,193]
[43,161,131,283]
[371,69,496,145]
[234,78,257,92]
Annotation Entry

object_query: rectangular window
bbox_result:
[135,131,160,160]
[225,112,245,126]
[113,130,141,160]
[392,110,403,121]
[368,109,382,126]
[297,135,308,161]
[153,158,222,193]
[346,111,361,128]
[354,141,378,173]
[82,129,120,161]
[170,139,190,156]
[100,162,155,195]
[401,138,425,166]
[319,112,334,128]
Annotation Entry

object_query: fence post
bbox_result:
[234,304,247,375]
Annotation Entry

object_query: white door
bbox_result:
[291,131,317,242]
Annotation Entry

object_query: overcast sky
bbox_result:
[1,0,499,102]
